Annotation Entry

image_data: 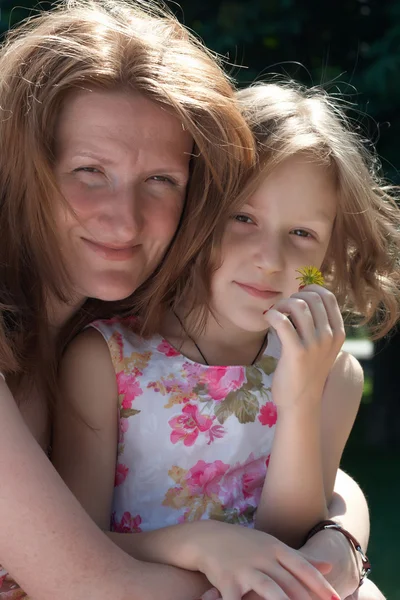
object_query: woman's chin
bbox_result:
[81,274,145,303]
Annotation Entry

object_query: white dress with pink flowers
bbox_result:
[90,317,280,533]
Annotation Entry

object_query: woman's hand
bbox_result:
[264,284,345,411]
[188,520,338,600]
[200,583,386,600]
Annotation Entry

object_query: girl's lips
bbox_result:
[82,238,139,261]
[235,282,280,299]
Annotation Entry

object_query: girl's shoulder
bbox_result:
[89,315,153,351]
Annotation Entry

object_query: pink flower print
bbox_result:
[119,417,129,444]
[219,454,267,514]
[157,339,180,357]
[204,366,245,401]
[169,403,215,446]
[185,459,230,497]
[183,361,205,383]
[111,511,142,533]
[117,371,143,409]
[258,401,277,427]
[207,423,225,445]
[115,463,129,487]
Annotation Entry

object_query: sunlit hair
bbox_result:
[235,82,400,339]
[0,0,254,397]
[141,80,400,339]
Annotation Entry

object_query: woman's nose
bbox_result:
[97,186,143,243]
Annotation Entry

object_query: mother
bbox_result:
[0,1,383,599]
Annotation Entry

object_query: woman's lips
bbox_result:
[235,282,280,299]
[82,238,139,261]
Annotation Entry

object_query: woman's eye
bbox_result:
[233,214,254,224]
[73,166,104,178]
[291,228,312,238]
[148,175,175,184]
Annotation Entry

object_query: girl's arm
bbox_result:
[0,377,211,600]
[255,286,363,548]
[53,328,341,600]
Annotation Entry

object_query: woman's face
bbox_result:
[54,89,193,303]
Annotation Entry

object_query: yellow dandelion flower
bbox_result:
[296,266,325,287]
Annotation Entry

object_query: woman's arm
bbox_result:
[0,377,211,600]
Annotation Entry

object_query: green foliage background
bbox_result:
[0,0,399,596]
[1,0,400,181]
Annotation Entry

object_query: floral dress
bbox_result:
[0,569,28,599]
[91,317,281,533]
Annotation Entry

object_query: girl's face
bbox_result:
[53,89,193,303]
[210,154,337,333]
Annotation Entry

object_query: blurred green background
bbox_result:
[1,0,399,596]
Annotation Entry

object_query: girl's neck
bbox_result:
[162,306,268,367]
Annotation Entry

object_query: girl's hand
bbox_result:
[264,284,345,411]
[346,580,386,600]
[189,520,339,600]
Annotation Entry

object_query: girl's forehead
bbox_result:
[244,156,338,219]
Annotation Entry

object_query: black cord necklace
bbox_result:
[173,310,267,366]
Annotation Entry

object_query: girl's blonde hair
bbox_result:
[141,80,400,339]
[237,82,400,339]
[0,0,254,397]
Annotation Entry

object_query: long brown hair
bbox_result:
[139,81,400,340]
[0,0,255,400]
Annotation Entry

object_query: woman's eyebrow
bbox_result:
[71,151,116,165]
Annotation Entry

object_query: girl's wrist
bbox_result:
[302,528,360,597]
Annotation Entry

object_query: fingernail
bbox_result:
[263,304,274,314]
[331,596,340,600]
[298,284,305,290]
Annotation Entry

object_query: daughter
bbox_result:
[53,82,400,600]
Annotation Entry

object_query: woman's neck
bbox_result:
[162,307,268,366]
[46,292,86,336]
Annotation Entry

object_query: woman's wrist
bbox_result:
[301,528,360,597]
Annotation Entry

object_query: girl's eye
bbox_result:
[233,214,254,224]
[290,228,313,238]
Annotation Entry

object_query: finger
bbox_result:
[218,582,242,600]
[200,589,222,600]
[297,285,345,341]
[251,571,290,600]
[263,567,313,600]
[265,298,315,346]
[264,307,305,351]
[306,559,332,576]
[290,291,331,339]
[277,547,340,600]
